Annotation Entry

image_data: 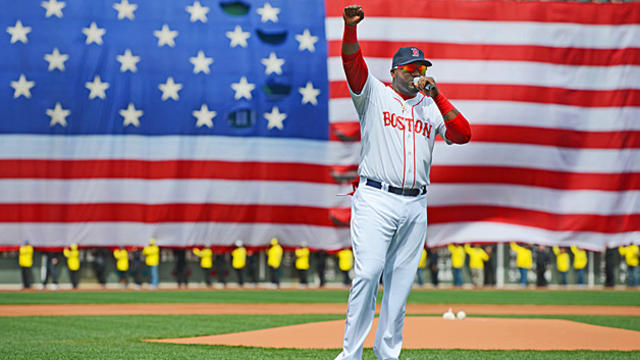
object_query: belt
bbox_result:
[365,179,426,197]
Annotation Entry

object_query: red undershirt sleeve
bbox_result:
[433,93,471,144]
[341,25,368,94]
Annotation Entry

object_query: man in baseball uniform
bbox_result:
[336,5,471,360]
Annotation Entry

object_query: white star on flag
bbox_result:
[117,49,140,73]
[226,25,250,48]
[47,102,70,127]
[193,104,217,128]
[186,1,209,23]
[82,22,106,45]
[154,24,178,47]
[257,2,280,23]
[265,106,287,130]
[299,81,321,105]
[295,29,318,52]
[261,52,284,75]
[44,47,68,71]
[85,75,110,100]
[158,77,182,101]
[119,103,143,127]
[231,76,255,100]
[10,74,35,99]
[41,0,66,18]
[190,50,213,74]
[113,0,137,20]
[7,20,31,44]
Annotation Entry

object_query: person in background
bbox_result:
[465,243,489,288]
[130,248,144,289]
[553,246,570,286]
[535,245,550,287]
[19,240,34,289]
[337,247,353,287]
[415,247,427,286]
[448,243,465,287]
[619,243,639,287]
[246,247,259,287]
[213,252,228,288]
[510,242,532,286]
[314,250,328,287]
[41,251,61,290]
[267,237,283,288]
[294,242,310,287]
[570,245,587,286]
[193,245,213,287]
[231,241,247,287]
[113,246,129,289]
[483,245,495,286]
[63,243,80,289]
[174,248,189,288]
[604,243,618,287]
[142,238,160,289]
[92,248,108,289]
[427,247,439,287]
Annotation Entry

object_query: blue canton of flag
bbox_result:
[1,0,329,139]
[0,0,352,251]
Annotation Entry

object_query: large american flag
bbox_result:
[1,0,638,251]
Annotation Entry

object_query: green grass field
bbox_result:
[1,289,638,359]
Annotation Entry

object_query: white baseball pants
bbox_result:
[335,182,427,360]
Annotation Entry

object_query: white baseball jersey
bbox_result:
[350,73,451,189]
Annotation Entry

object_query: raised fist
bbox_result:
[343,5,364,26]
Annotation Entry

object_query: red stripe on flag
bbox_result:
[428,205,640,233]
[453,125,640,149]
[0,160,356,183]
[430,166,640,191]
[325,0,640,25]
[328,41,640,66]
[0,203,346,226]
[329,81,640,107]
[328,122,640,149]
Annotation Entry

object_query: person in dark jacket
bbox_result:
[535,245,550,287]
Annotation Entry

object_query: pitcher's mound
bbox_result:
[149,317,640,351]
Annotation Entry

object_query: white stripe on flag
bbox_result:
[429,184,639,215]
[328,57,640,90]
[326,17,640,48]
[427,222,640,251]
[1,223,350,249]
[0,135,360,164]
[433,142,640,173]
[0,179,352,208]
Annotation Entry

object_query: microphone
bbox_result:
[413,77,433,92]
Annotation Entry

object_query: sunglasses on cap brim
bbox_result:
[393,64,428,75]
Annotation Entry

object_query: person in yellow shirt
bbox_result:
[619,244,639,287]
[19,240,34,289]
[113,246,129,288]
[63,243,80,289]
[465,244,489,287]
[337,248,353,287]
[553,246,570,285]
[231,241,247,287]
[510,242,532,286]
[295,243,310,287]
[267,238,283,288]
[142,238,160,289]
[448,244,465,286]
[416,248,427,286]
[193,245,213,287]
[570,245,587,286]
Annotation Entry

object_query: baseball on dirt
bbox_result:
[456,311,466,320]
